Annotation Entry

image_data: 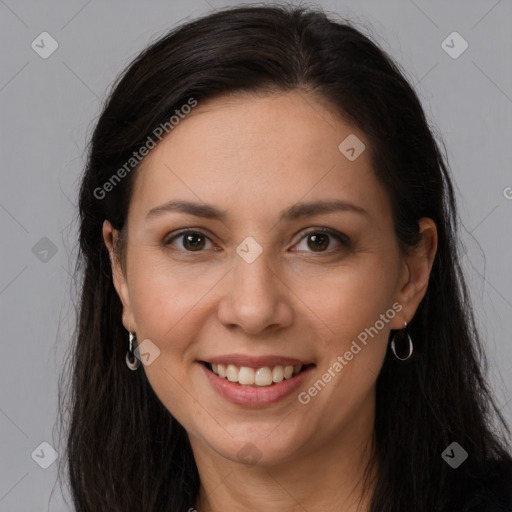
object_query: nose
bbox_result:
[217,248,293,335]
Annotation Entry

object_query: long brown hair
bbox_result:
[57,4,511,510]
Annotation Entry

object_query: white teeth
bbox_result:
[209,363,304,386]
[239,366,255,385]
[254,367,272,386]
[217,363,226,378]
[283,365,294,379]
[272,366,284,383]
[226,364,239,383]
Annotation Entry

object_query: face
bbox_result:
[104,90,436,468]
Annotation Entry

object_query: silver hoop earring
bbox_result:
[390,322,413,361]
[126,329,141,371]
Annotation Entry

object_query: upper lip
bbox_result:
[200,354,315,368]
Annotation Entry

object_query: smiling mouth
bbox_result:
[201,361,315,387]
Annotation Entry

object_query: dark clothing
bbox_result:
[445,458,512,511]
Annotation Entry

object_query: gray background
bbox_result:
[1,0,511,510]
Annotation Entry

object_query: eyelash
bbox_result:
[163,227,351,254]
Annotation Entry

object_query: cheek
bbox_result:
[296,259,399,339]
[128,256,220,342]
[294,257,398,400]
[296,273,395,427]
[126,262,212,424]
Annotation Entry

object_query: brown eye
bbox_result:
[307,233,329,251]
[165,230,212,252]
[182,232,206,251]
[293,228,350,253]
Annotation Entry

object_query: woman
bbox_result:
[59,4,512,511]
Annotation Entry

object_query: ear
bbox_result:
[392,217,438,328]
[102,220,137,332]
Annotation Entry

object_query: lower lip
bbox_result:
[200,362,314,407]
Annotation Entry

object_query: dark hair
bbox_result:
[58,3,512,511]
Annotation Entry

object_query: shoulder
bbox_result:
[445,458,512,512]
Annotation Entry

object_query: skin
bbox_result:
[103,90,437,512]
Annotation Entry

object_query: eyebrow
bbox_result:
[145,198,368,223]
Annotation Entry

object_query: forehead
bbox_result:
[128,90,390,226]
